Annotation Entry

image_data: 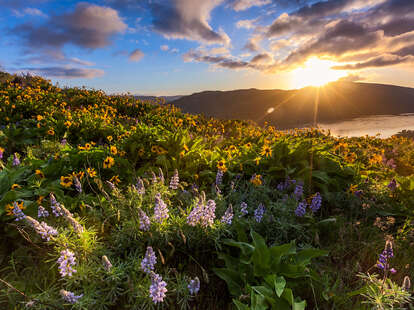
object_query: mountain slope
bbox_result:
[171,82,414,128]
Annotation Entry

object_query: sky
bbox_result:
[0,0,413,95]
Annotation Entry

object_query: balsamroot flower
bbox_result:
[295,201,307,217]
[154,193,169,223]
[239,202,248,217]
[60,289,83,304]
[169,169,179,189]
[254,203,265,223]
[138,209,151,231]
[37,206,49,218]
[102,255,113,271]
[188,277,200,295]
[57,249,77,277]
[141,246,157,274]
[221,205,234,225]
[149,273,167,304]
[310,192,322,213]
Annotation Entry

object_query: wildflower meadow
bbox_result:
[0,72,414,309]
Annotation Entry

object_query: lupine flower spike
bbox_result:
[254,203,265,222]
[141,246,157,274]
[221,205,234,225]
[12,153,20,166]
[149,272,167,304]
[12,202,26,221]
[169,169,179,189]
[57,249,77,277]
[138,209,151,231]
[239,202,248,217]
[102,255,113,271]
[188,277,200,295]
[37,206,49,218]
[154,193,169,223]
[295,201,307,217]
[310,192,322,213]
[134,177,145,194]
[60,290,83,304]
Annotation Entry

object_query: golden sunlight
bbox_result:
[291,57,348,88]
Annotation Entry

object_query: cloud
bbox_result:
[243,36,262,52]
[338,73,365,82]
[12,7,47,18]
[21,67,104,79]
[11,3,127,54]
[333,54,414,70]
[160,45,169,51]
[236,19,256,29]
[150,0,230,45]
[129,49,144,62]
[250,53,273,64]
[230,0,271,11]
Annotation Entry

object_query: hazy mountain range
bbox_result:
[170,82,414,129]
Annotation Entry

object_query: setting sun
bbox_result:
[291,58,348,88]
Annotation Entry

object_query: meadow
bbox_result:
[0,72,414,309]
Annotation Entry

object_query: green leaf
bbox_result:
[295,248,328,266]
[251,231,270,276]
[233,300,250,310]
[274,276,286,297]
[213,268,243,296]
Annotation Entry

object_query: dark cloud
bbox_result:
[21,67,104,79]
[333,54,414,69]
[250,53,273,64]
[11,3,127,54]
[150,0,230,45]
[129,49,144,62]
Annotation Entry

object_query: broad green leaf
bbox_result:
[213,268,243,296]
[233,300,250,310]
[274,276,286,297]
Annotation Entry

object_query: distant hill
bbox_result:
[170,82,414,129]
[135,95,183,103]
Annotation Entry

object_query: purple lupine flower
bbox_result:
[37,206,49,218]
[13,153,20,166]
[239,202,248,217]
[153,193,169,223]
[221,205,234,225]
[12,202,26,221]
[169,169,179,189]
[106,181,116,191]
[294,184,303,199]
[60,290,83,304]
[74,177,82,193]
[376,240,394,271]
[151,171,157,184]
[310,192,322,213]
[50,193,63,217]
[138,209,151,231]
[57,249,77,277]
[188,277,200,295]
[277,177,296,191]
[295,201,307,217]
[149,272,167,304]
[102,255,113,271]
[387,178,397,191]
[216,170,223,186]
[60,139,67,146]
[141,246,157,274]
[134,177,145,195]
[37,222,58,241]
[403,276,411,291]
[187,199,216,228]
[254,203,265,223]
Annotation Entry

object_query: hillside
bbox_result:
[0,73,414,309]
[171,82,414,128]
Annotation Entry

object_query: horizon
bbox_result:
[1,0,414,95]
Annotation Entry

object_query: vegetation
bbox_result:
[0,72,413,309]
